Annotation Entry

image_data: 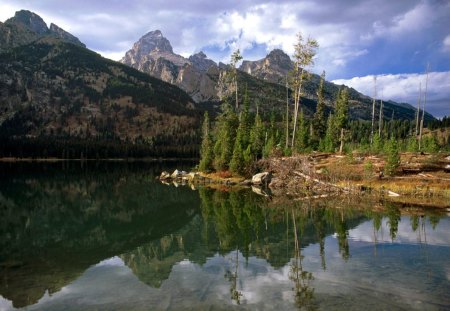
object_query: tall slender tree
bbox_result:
[335,88,349,153]
[370,76,377,144]
[230,49,243,111]
[415,83,422,136]
[199,112,214,171]
[285,74,290,149]
[313,71,327,143]
[419,63,430,150]
[250,108,265,159]
[378,97,384,138]
[290,32,318,148]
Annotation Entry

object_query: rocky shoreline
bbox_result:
[158,153,450,208]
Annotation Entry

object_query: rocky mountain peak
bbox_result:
[49,23,85,47]
[6,10,49,35]
[121,30,175,66]
[239,49,294,83]
[266,49,292,69]
[188,51,216,72]
[137,30,173,53]
[1,10,85,49]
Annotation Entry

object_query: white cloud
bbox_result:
[0,295,14,311]
[332,71,450,117]
[443,35,450,52]
[0,3,21,22]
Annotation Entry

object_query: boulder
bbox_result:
[445,164,450,172]
[252,172,272,185]
[187,172,200,181]
[160,171,171,180]
[171,169,181,179]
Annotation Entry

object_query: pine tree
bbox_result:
[213,102,239,171]
[335,88,349,153]
[230,133,245,174]
[372,133,383,153]
[230,49,243,110]
[199,112,214,171]
[320,114,336,152]
[250,111,265,159]
[385,136,400,176]
[240,89,252,147]
[230,90,253,174]
[313,71,327,143]
[295,109,308,152]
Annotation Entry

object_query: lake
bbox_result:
[0,162,449,310]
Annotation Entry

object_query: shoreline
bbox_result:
[159,152,450,209]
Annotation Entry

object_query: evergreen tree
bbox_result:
[199,112,214,171]
[230,90,253,174]
[335,88,349,153]
[295,109,309,152]
[313,71,327,143]
[263,133,275,158]
[422,135,439,153]
[213,102,239,171]
[320,114,336,152]
[372,133,383,153]
[406,136,419,152]
[385,136,400,176]
[250,111,265,159]
[230,49,243,110]
[240,89,252,147]
[230,133,245,174]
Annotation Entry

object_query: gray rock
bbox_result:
[171,169,181,179]
[252,172,272,185]
[160,171,171,180]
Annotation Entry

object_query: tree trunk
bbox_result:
[285,75,289,149]
[235,78,239,111]
[291,69,304,148]
[339,128,344,154]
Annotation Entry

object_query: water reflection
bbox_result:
[0,163,449,310]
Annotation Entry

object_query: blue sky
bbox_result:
[1,0,449,117]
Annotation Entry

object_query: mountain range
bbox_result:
[121,30,435,121]
[0,10,434,158]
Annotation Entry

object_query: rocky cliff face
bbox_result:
[0,10,85,51]
[188,51,217,72]
[120,31,219,102]
[240,49,293,84]
[48,23,85,46]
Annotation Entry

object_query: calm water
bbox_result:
[0,162,449,310]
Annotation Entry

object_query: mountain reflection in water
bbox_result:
[0,162,449,310]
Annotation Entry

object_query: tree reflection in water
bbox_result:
[1,164,448,310]
[289,209,315,310]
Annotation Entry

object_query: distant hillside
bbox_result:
[0,38,202,158]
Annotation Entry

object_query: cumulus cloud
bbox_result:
[332,71,450,117]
